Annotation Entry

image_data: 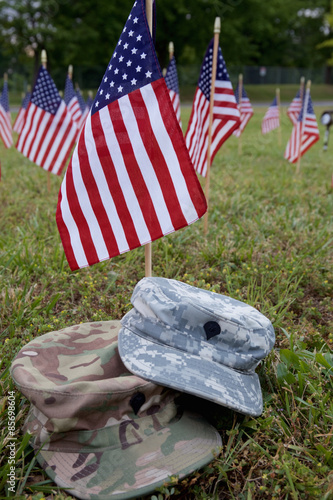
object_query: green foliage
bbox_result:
[0,104,332,499]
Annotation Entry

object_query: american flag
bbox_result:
[16,66,77,175]
[261,96,279,134]
[64,74,82,128]
[0,79,13,148]
[185,40,240,177]
[284,88,319,163]
[13,90,31,134]
[164,55,181,126]
[287,89,302,125]
[76,86,90,131]
[233,83,254,138]
[56,0,207,272]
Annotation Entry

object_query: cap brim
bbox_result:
[33,410,221,500]
[118,326,263,417]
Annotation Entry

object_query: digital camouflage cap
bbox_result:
[119,278,276,416]
[10,320,222,500]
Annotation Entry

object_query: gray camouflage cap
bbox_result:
[10,320,221,500]
[118,278,275,417]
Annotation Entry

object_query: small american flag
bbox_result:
[164,56,181,127]
[16,66,77,175]
[287,89,302,125]
[284,88,319,163]
[64,74,82,128]
[261,97,279,134]
[185,39,240,177]
[233,84,254,138]
[56,0,207,271]
[76,86,90,131]
[0,79,13,148]
[13,90,31,134]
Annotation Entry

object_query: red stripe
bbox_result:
[55,189,79,271]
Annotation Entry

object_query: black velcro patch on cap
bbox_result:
[130,392,146,415]
[204,321,221,340]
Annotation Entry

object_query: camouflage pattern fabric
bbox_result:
[119,278,275,416]
[11,320,222,500]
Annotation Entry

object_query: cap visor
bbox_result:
[34,410,221,500]
[118,327,263,417]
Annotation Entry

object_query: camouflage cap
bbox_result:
[10,320,221,500]
[118,278,275,417]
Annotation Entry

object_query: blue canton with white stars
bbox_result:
[234,85,248,103]
[31,66,62,115]
[64,76,76,106]
[298,94,315,122]
[165,57,179,94]
[198,40,230,101]
[0,81,10,112]
[92,0,161,116]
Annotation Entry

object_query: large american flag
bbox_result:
[262,96,279,134]
[233,83,253,138]
[287,89,302,125]
[164,55,181,127]
[16,66,77,175]
[56,0,207,271]
[64,74,82,128]
[284,89,319,163]
[185,40,240,177]
[13,90,31,134]
[0,79,13,148]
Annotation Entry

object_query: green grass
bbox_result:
[0,106,332,500]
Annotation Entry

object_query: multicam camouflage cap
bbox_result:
[10,320,222,500]
[118,278,276,417]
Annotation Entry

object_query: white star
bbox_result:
[99,89,104,95]
[114,68,119,74]
[140,52,147,59]
[95,101,99,107]
[128,30,134,37]
[136,65,142,72]
[104,77,108,82]
[122,73,128,80]
[145,70,152,78]
[126,60,132,67]
[133,17,138,23]
[119,55,124,62]
[118,85,123,92]
[110,81,115,87]
[131,78,137,85]
[118,39,122,45]
[108,64,113,71]
[136,34,142,41]
[123,43,129,49]
[131,47,138,54]
[105,93,110,99]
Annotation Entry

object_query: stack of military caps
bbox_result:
[11,319,222,500]
[118,277,275,417]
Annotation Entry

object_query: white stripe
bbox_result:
[22,107,43,156]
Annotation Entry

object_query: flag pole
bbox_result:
[276,87,281,146]
[169,41,174,61]
[238,73,243,155]
[296,80,311,175]
[203,16,221,236]
[300,76,305,103]
[41,50,51,193]
[144,0,153,277]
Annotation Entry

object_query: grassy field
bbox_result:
[0,104,332,500]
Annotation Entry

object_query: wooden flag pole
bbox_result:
[41,50,51,193]
[238,73,243,155]
[203,16,221,236]
[144,0,153,277]
[300,76,305,103]
[169,41,174,61]
[296,80,311,175]
[276,87,281,146]
[68,64,73,79]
